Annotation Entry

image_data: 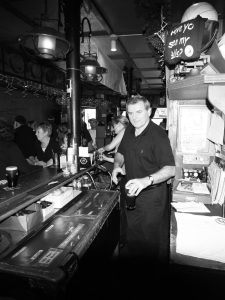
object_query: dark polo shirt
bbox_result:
[118,119,175,180]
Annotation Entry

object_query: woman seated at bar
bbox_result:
[0,118,41,179]
[31,122,61,168]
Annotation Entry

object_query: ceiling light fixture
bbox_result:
[18,0,70,61]
[80,17,107,82]
[110,33,143,52]
[110,34,118,51]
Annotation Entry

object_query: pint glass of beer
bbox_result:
[5,166,19,188]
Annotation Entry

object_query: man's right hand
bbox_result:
[112,167,124,185]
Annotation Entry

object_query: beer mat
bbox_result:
[0,180,7,185]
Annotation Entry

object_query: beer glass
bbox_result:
[5,166,19,188]
[125,184,136,210]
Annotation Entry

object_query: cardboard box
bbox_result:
[0,203,43,232]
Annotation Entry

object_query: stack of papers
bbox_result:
[176,181,210,194]
[171,201,210,213]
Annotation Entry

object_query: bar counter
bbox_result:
[0,165,120,297]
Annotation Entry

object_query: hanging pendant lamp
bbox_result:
[18,0,70,61]
[80,17,107,82]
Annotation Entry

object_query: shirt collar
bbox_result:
[131,118,152,137]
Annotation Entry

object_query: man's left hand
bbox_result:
[126,177,150,196]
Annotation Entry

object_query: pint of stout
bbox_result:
[5,166,19,188]
[125,184,136,210]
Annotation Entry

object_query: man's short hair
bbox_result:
[126,94,151,110]
[15,115,26,125]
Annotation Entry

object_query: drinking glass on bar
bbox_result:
[5,166,19,188]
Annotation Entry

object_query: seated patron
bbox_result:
[0,118,41,179]
[33,122,61,168]
[14,115,36,160]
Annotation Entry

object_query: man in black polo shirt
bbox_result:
[112,95,175,265]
